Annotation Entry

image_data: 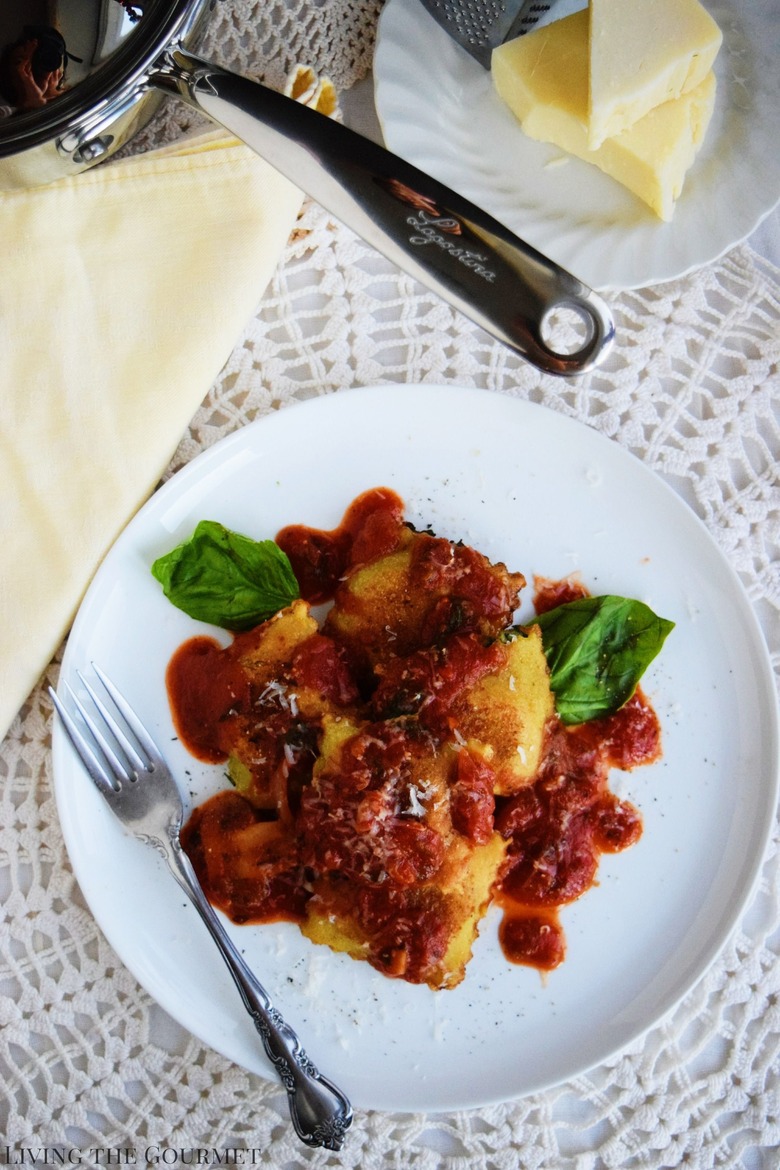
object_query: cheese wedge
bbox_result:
[589,0,722,148]
[492,10,717,220]
[493,9,591,135]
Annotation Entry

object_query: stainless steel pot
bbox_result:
[0,0,615,375]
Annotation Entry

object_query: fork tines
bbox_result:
[49,665,153,793]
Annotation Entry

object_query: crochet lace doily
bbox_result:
[126,0,384,151]
[2,197,778,1165]
[2,0,779,1162]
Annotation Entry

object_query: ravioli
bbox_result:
[324,522,525,679]
[174,488,662,988]
[297,715,508,988]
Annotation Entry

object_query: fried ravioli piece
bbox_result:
[301,843,505,990]
[230,598,357,722]
[221,600,359,811]
[453,627,555,795]
[324,525,525,681]
[296,715,507,989]
[231,598,318,676]
[370,626,555,796]
[181,789,308,924]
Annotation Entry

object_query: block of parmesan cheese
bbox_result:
[588,0,722,148]
[491,9,717,221]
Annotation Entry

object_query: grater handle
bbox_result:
[417,0,579,67]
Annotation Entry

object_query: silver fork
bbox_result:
[49,664,353,1152]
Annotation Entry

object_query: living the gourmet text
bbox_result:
[152,488,673,989]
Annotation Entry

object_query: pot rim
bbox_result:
[0,0,200,155]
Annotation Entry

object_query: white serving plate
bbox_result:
[374,0,780,290]
[52,385,779,1112]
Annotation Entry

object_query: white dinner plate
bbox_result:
[373,0,780,291]
[52,385,778,1113]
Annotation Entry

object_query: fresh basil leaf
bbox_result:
[530,595,674,725]
[151,520,299,630]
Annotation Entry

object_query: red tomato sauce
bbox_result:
[166,636,248,763]
[276,486,406,603]
[533,573,591,614]
[168,489,663,979]
[494,693,656,970]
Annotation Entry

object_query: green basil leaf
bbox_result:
[530,595,674,725]
[151,520,299,630]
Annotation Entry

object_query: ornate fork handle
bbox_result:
[168,841,353,1151]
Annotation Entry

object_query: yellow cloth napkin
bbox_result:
[0,130,304,740]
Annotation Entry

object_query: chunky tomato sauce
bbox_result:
[276,487,406,604]
[494,692,653,969]
[171,489,662,981]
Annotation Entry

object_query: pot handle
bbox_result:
[151,49,614,376]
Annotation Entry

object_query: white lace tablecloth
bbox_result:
[2,2,779,1164]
